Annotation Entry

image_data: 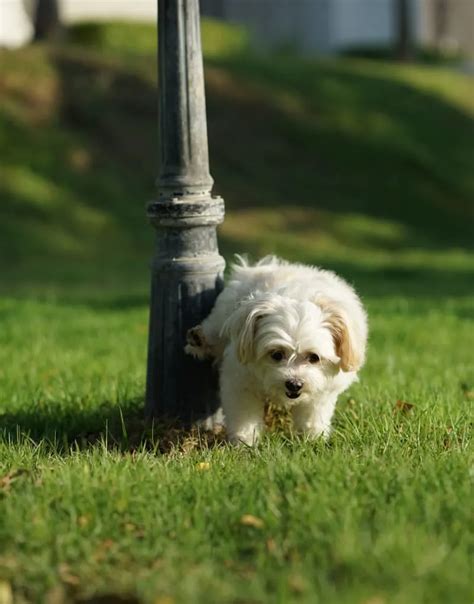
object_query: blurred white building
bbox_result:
[202,0,474,56]
[1,0,473,57]
[202,0,418,53]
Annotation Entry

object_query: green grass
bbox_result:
[0,19,473,604]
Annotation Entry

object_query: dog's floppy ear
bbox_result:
[319,299,366,372]
[221,297,272,364]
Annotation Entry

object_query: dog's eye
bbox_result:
[308,353,320,364]
[270,350,284,362]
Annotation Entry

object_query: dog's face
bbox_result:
[223,294,360,407]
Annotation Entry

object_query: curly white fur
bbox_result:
[185,256,368,445]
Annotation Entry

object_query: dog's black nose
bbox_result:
[285,379,303,393]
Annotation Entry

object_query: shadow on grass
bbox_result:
[0,398,226,455]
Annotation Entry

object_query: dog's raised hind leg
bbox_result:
[184,325,214,360]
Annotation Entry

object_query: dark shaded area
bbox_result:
[0,397,225,454]
[0,398,144,449]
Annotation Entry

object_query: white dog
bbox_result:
[185,256,368,445]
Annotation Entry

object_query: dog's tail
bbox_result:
[232,254,283,270]
[229,254,284,282]
[232,253,250,269]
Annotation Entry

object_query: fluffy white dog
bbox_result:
[185,256,368,445]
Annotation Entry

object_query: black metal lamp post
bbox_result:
[145,0,225,425]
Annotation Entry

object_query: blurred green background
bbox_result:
[1,19,473,302]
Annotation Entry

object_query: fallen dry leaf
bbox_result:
[288,574,306,593]
[266,538,277,554]
[58,563,80,586]
[363,596,386,604]
[196,462,210,471]
[153,597,175,604]
[93,539,116,562]
[44,585,66,604]
[62,575,80,587]
[240,514,264,529]
[123,523,145,538]
[0,469,28,492]
[395,400,414,413]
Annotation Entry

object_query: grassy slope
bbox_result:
[0,21,473,604]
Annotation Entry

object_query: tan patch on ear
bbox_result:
[317,299,360,372]
[329,312,359,371]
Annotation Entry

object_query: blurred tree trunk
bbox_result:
[394,0,413,60]
[33,0,61,41]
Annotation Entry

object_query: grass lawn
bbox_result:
[0,20,473,604]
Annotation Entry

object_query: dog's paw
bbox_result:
[184,325,212,360]
[227,423,262,447]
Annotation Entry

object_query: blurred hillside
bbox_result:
[0,20,473,300]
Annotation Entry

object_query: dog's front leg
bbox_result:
[220,354,264,446]
[291,395,337,440]
[223,392,265,446]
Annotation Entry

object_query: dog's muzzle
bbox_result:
[285,378,303,399]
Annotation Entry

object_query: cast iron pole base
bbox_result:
[145,195,225,425]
